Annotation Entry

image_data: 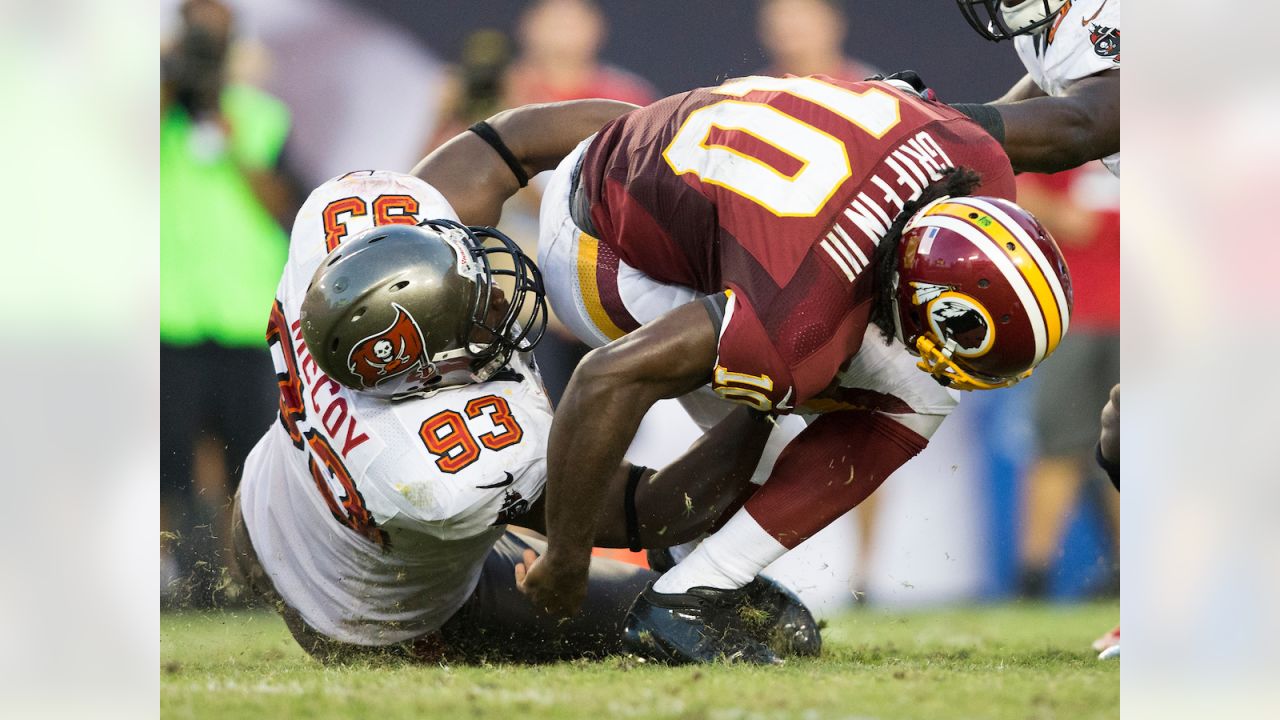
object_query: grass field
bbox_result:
[161,601,1118,720]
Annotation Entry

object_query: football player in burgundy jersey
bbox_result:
[519,75,1073,663]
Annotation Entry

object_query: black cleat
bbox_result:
[741,576,822,658]
[622,583,787,665]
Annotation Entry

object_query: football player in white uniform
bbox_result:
[231,102,819,663]
[953,0,1120,175]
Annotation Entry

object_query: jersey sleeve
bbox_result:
[711,286,867,414]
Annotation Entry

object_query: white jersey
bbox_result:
[1014,0,1120,176]
[239,170,554,646]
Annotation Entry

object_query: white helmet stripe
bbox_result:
[913,215,1048,366]
[949,197,1071,338]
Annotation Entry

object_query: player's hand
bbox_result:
[1099,384,1120,464]
[515,547,589,617]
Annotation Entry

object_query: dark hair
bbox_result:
[869,166,983,344]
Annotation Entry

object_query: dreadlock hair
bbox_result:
[869,166,984,345]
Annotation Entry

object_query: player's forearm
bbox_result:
[591,408,773,549]
[543,301,719,564]
[993,96,1113,172]
[542,356,659,567]
[487,99,638,178]
[991,72,1119,173]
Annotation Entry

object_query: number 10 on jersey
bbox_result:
[663,76,901,217]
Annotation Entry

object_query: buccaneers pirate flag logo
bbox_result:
[1090,24,1119,62]
[347,304,434,389]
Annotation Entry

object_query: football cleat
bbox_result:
[742,576,822,658]
[622,584,782,665]
[621,579,821,665]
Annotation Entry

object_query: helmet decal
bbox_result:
[927,292,995,358]
[346,303,434,389]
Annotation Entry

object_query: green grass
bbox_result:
[161,601,1118,720]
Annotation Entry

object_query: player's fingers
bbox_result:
[514,562,527,586]
[522,548,539,566]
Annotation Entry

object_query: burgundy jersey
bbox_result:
[579,75,1015,412]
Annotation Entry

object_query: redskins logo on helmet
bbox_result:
[913,283,997,358]
[893,196,1073,391]
[346,303,435,389]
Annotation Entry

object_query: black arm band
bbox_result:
[700,291,729,332]
[468,121,529,188]
[1095,441,1120,491]
[623,464,649,552]
[951,103,1007,145]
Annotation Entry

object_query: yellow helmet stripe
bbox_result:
[955,197,1071,339]
[912,215,1048,365]
[928,202,1064,354]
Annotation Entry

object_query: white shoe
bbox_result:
[1098,644,1120,660]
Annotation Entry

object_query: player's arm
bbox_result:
[512,406,769,547]
[996,73,1048,103]
[518,300,721,615]
[410,99,638,226]
[990,70,1119,173]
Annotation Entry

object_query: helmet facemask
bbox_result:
[955,0,1068,42]
[415,218,548,391]
[891,275,1027,392]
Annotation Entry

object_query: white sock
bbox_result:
[652,509,787,593]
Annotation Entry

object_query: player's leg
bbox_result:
[538,140,701,350]
[651,330,954,596]
[621,409,934,664]
[437,532,657,662]
[1018,331,1099,597]
[227,487,413,664]
[1020,331,1119,597]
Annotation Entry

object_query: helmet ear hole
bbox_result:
[1000,314,1011,324]
[351,307,366,322]
[389,280,410,292]
[330,337,342,352]
[977,278,990,289]
[327,254,343,266]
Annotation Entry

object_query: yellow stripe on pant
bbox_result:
[575,232,628,342]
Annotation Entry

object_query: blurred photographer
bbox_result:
[161,0,295,607]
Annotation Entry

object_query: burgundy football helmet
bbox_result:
[891,196,1073,391]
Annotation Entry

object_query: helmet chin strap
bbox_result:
[1000,0,1067,35]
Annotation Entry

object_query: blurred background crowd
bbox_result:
[160,0,1119,615]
